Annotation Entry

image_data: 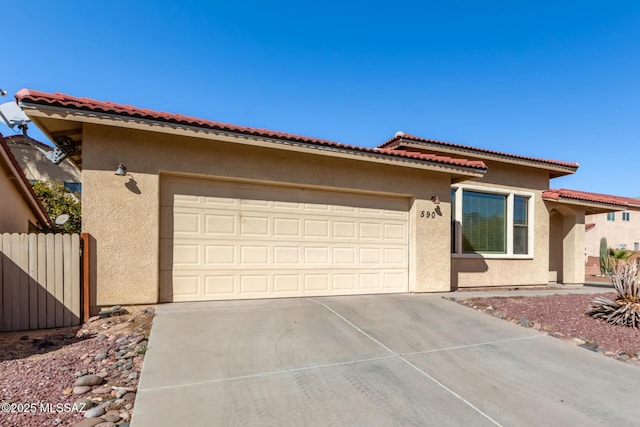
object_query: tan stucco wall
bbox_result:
[585,211,640,256]
[8,142,82,185]
[451,160,552,288]
[82,124,455,307]
[0,171,38,233]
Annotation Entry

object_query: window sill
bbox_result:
[452,253,534,260]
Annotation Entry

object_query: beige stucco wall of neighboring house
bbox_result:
[82,124,456,308]
[585,211,640,257]
[451,160,552,288]
[8,140,82,185]
[0,170,38,233]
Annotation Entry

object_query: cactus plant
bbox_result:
[599,238,614,275]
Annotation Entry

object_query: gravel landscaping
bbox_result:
[0,306,154,427]
[456,292,640,365]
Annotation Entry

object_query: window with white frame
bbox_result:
[607,212,615,221]
[451,186,533,257]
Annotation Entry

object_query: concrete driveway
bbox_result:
[132,294,640,426]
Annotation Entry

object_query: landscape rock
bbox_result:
[122,392,136,401]
[72,418,105,427]
[73,385,92,394]
[74,398,95,410]
[75,374,103,386]
[92,386,112,394]
[103,413,122,422]
[99,305,127,319]
[84,405,106,418]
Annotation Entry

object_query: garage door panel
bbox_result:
[273,218,301,237]
[162,177,409,301]
[273,246,300,264]
[205,276,235,295]
[173,276,200,298]
[205,245,235,264]
[273,275,300,292]
[173,244,200,265]
[240,245,269,264]
[205,214,235,235]
[240,216,269,235]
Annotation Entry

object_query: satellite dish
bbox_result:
[0,101,30,129]
[54,214,69,226]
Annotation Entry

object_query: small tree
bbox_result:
[609,247,634,266]
[31,180,81,233]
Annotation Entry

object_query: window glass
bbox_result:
[513,196,528,254]
[64,182,82,193]
[462,191,506,253]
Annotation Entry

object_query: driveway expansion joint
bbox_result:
[308,297,505,427]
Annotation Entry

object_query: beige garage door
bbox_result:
[160,177,409,302]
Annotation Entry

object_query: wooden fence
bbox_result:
[0,233,82,332]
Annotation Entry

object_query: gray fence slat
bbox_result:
[37,234,47,329]
[28,234,38,329]
[18,234,29,331]
[1,233,10,331]
[1,233,82,332]
[71,234,81,323]
[46,234,56,328]
[62,234,72,327]
[10,234,22,331]
[54,234,63,327]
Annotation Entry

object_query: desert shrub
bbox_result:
[588,261,640,328]
[31,180,81,233]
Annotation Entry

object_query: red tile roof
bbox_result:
[585,223,596,231]
[379,132,579,171]
[0,134,50,227]
[543,189,639,208]
[15,89,487,172]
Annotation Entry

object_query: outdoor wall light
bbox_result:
[115,163,127,176]
[431,195,440,205]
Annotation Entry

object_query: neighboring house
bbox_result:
[0,134,50,232]
[14,89,625,312]
[584,195,640,256]
[5,134,82,195]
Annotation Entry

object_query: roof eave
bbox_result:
[542,197,627,214]
[19,101,487,178]
[384,137,579,177]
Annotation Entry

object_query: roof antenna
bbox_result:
[0,99,75,164]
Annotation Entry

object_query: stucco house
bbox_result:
[6,134,82,195]
[0,134,50,232]
[583,195,640,256]
[14,89,625,312]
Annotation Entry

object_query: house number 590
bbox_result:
[421,210,436,219]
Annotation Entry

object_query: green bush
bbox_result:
[31,180,81,233]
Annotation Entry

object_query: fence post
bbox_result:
[81,233,91,322]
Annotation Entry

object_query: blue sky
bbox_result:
[2,1,640,196]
